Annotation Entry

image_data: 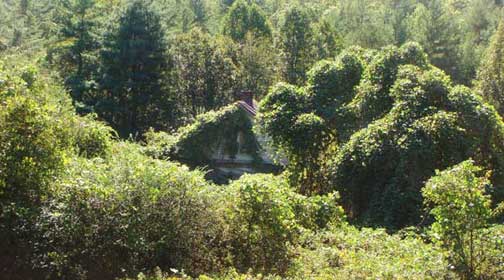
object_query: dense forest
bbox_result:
[1,0,504,279]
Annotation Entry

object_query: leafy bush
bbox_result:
[288,225,455,279]
[142,129,178,159]
[72,114,115,158]
[0,96,71,205]
[224,174,344,274]
[32,143,229,279]
[423,160,504,279]
[0,60,80,279]
[225,174,301,273]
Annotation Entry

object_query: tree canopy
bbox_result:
[258,42,504,228]
[1,1,504,279]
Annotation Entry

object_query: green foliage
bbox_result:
[423,160,504,279]
[172,103,259,165]
[171,28,238,117]
[457,0,500,84]
[0,96,70,205]
[288,225,454,279]
[332,0,395,49]
[0,60,126,278]
[260,43,504,228]
[142,129,178,159]
[236,33,276,98]
[327,63,504,228]
[404,1,461,82]
[47,0,100,106]
[226,174,299,273]
[313,19,343,61]
[278,6,315,85]
[3,2,504,279]
[98,1,174,137]
[257,83,309,153]
[32,143,229,279]
[476,19,504,118]
[222,0,272,42]
[351,43,429,125]
[72,114,114,158]
[307,50,364,120]
[224,174,344,274]
[0,63,75,206]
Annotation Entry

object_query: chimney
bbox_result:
[240,90,254,108]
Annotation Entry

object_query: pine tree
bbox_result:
[50,0,99,108]
[458,0,500,83]
[189,0,207,29]
[405,1,460,81]
[476,20,504,118]
[98,1,173,137]
[335,0,394,48]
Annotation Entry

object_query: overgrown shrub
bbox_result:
[142,129,178,159]
[224,174,344,274]
[0,60,78,279]
[32,143,229,279]
[72,114,115,158]
[288,225,455,279]
[173,103,259,165]
[423,160,504,279]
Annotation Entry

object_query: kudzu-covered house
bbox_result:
[156,91,280,183]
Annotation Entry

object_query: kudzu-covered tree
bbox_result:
[258,42,504,228]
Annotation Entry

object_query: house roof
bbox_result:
[237,100,257,116]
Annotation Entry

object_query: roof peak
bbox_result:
[237,100,257,116]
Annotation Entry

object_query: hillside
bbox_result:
[1,0,503,279]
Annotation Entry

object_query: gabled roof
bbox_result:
[237,100,257,116]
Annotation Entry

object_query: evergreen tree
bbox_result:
[49,0,100,109]
[476,19,504,118]
[278,6,315,85]
[385,0,417,45]
[458,0,500,83]
[405,1,461,82]
[189,0,207,29]
[98,1,173,137]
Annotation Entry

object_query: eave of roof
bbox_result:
[237,100,257,116]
